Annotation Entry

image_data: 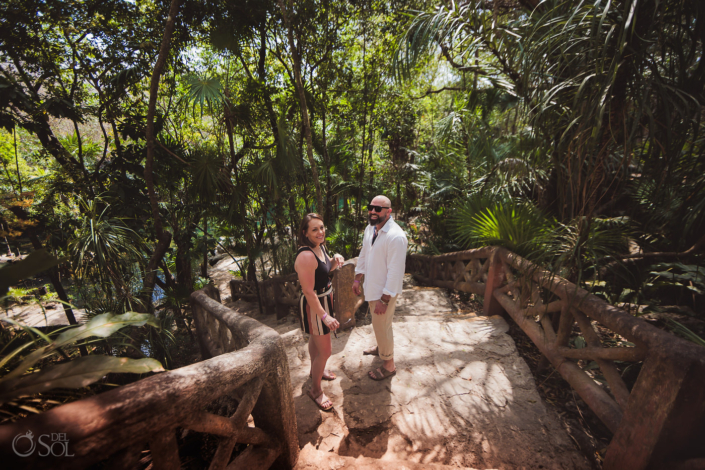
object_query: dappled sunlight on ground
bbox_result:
[283,307,589,469]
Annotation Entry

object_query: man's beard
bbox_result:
[368,213,382,225]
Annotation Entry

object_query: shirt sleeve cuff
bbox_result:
[355,268,365,275]
[382,288,396,297]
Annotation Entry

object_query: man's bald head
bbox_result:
[371,195,391,208]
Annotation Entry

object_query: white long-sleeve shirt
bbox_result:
[355,216,408,300]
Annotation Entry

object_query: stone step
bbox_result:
[294,445,484,470]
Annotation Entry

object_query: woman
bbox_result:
[295,213,343,411]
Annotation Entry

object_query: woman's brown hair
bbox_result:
[298,213,325,248]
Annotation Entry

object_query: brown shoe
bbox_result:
[368,366,396,381]
[363,346,379,356]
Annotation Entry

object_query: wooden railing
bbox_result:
[0,285,299,469]
[408,247,705,470]
[230,273,301,319]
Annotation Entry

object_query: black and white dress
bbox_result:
[296,246,334,336]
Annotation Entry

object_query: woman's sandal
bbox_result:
[368,366,396,381]
[308,390,334,411]
[310,370,337,381]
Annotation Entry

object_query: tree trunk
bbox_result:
[142,0,180,312]
[356,25,370,227]
[223,93,237,165]
[201,216,208,279]
[257,26,280,142]
[322,90,333,225]
[278,0,324,213]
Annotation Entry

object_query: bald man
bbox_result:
[352,195,408,381]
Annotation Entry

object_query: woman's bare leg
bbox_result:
[307,306,332,400]
[307,305,320,377]
[309,334,319,374]
[309,339,336,379]
[309,333,332,398]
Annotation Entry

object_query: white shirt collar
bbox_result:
[378,216,394,233]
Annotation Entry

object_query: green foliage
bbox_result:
[70,197,145,285]
[0,312,164,403]
[269,238,298,276]
[0,356,163,404]
[666,319,705,347]
[188,146,229,204]
[146,312,177,369]
[637,263,705,311]
[76,284,145,318]
[6,287,32,303]
[392,2,520,90]
[546,217,631,280]
[648,263,705,296]
[326,220,359,261]
[452,198,553,257]
[193,277,211,290]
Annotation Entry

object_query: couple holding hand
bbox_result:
[294,195,408,411]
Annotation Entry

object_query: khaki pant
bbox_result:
[369,295,399,361]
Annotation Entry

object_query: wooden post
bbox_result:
[332,261,360,329]
[189,301,213,361]
[251,342,300,468]
[149,428,180,470]
[604,356,705,469]
[482,249,506,317]
[229,279,240,301]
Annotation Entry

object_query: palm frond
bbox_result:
[70,197,145,285]
[187,147,229,204]
[183,74,225,117]
[452,197,553,257]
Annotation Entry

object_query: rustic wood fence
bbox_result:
[408,246,705,470]
[0,285,299,469]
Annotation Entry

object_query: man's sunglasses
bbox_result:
[367,204,390,213]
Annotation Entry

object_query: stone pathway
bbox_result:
[3,303,87,328]
[210,264,590,469]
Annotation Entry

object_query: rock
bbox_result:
[295,394,323,434]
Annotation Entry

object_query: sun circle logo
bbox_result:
[12,430,35,457]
